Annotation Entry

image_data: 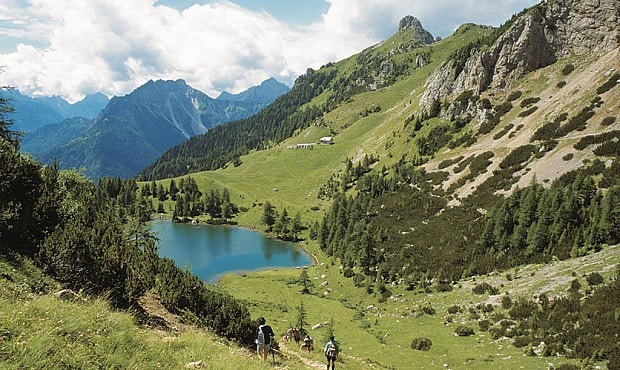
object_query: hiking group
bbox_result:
[256,317,339,368]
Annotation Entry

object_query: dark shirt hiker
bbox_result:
[256,317,275,361]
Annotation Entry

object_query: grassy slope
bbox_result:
[3,242,615,369]
[0,254,308,369]
[219,244,619,369]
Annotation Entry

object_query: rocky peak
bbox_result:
[421,0,619,110]
[398,15,435,45]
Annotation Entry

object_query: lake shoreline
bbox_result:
[148,218,313,284]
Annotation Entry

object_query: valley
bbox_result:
[1,0,619,369]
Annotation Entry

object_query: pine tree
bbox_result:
[262,201,276,231]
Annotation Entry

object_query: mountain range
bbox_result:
[20,77,289,179]
[0,91,109,132]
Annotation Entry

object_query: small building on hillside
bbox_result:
[320,136,334,145]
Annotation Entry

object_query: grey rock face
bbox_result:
[421,0,619,109]
[398,15,435,45]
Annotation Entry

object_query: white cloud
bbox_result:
[0,0,538,102]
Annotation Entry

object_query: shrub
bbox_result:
[493,123,514,140]
[562,153,574,161]
[513,335,531,348]
[507,91,522,102]
[447,305,461,314]
[438,156,463,169]
[455,326,475,336]
[508,297,537,319]
[520,97,541,107]
[585,272,604,286]
[494,101,513,117]
[499,144,536,170]
[422,305,436,315]
[489,326,506,339]
[343,268,355,278]
[501,295,513,309]
[472,282,500,295]
[435,281,453,292]
[561,64,575,76]
[596,72,619,94]
[556,80,567,88]
[411,337,433,351]
[478,319,491,332]
[568,278,581,293]
[518,106,538,117]
[554,364,581,370]
[601,116,616,126]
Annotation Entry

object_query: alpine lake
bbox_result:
[148,219,313,283]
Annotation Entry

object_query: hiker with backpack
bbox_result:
[256,317,275,362]
[324,335,339,370]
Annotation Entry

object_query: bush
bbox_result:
[508,297,537,319]
[601,116,616,126]
[472,282,500,295]
[455,326,475,336]
[507,91,522,102]
[494,101,513,117]
[501,295,513,309]
[513,335,531,348]
[585,272,604,286]
[343,268,355,278]
[422,305,436,315]
[561,64,575,76]
[411,337,433,351]
[518,106,538,117]
[447,305,461,314]
[556,80,567,88]
[435,281,453,292]
[596,72,619,94]
[478,319,491,332]
[520,97,541,107]
[553,364,581,370]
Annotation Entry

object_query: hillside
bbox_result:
[135,0,619,367]
[1,0,619,369]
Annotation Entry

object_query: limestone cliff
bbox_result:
[421,0,620,109]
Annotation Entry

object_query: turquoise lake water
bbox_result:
[149,219,312,283]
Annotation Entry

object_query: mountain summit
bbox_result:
[398,15,435,44]
[22,78,289,179]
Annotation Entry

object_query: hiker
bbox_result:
[300,334,313,352]
[256,317,275,361]
[286,326,300,343]
[324,335,339,370]
[292,327,300,344]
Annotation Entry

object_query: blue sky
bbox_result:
[0,0,539,102]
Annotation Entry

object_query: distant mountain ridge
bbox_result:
[21,78,289,179]
[0,91,108,132]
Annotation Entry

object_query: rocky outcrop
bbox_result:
[398,15,435,45]
[421,0,620,109]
